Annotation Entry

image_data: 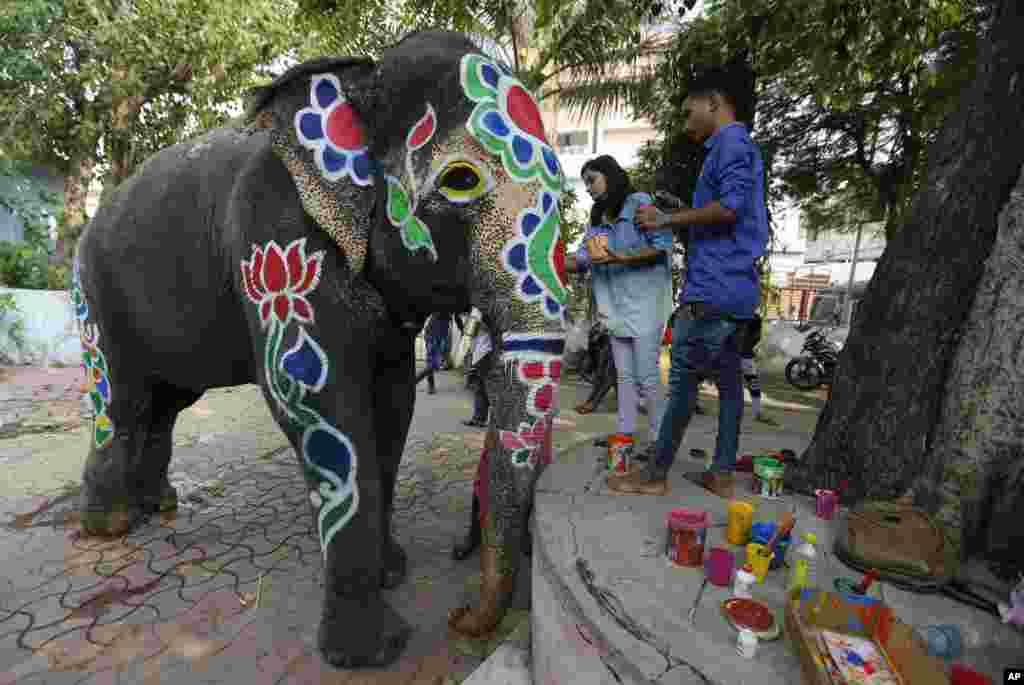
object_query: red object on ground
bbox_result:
[666,508,708,567]
[723,598,774,631]
[662,323,672,346]
[950,663,992,685]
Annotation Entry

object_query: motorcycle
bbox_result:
[785,325,841,390]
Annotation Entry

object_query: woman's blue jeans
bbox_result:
[653,305,745,474]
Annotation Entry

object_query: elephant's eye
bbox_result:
[438,162,489,204]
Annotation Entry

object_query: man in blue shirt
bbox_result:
[609,66,769,498]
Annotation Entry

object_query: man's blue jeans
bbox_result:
[654,305,744,474]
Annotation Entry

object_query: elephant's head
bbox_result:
[246,31,567,632]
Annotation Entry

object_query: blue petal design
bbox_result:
[512,136,533,165]
[95,376,110,402]
[521,213,540,237]
[483,111,510,137]
[299,111,324,141]
[322,146,347,173]
[543,147,560,176]
[352,151,373,182]
[282,329,327,390]
[522,276,542,296]
[546,297,561,314]
[315,79,339,109]
[75,303,88,319]
[305,426,352,484]
[508,244,527,272]
[481,63,500,89]
[541,192,553,214]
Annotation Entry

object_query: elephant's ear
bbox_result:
[245,57,378,275]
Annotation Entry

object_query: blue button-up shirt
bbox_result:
[683,122,769,319]
[575,192,674,338]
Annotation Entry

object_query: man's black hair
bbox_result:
[687,55,755,125]
[581,155,634,227]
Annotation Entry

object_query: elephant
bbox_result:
[71,31,568,668]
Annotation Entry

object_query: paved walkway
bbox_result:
[0,362,826,684]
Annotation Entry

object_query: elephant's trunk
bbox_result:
[449,325,563,637]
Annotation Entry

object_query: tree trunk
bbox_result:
[60,157,95,265]
[789,0,1024,506]
[912,164,1024,574]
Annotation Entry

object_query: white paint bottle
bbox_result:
[733,564,755,599]
[737,627,758,658]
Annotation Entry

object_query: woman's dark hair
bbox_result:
[581,155,634,227]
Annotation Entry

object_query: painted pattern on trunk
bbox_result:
[240,237,358,557]
[499,334,564,469]
[71,257,114,449]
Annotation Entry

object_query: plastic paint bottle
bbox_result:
[733,564,756,599]
[736,627,758,658]
[788,532,820,593]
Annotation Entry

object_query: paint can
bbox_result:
[705,547,735,587]
[751,457,779,494]
[758,463,785,498]
[915,624,963,660]
[726,500,755,545]
[815,489,838,519]
[607,433,633,473]
[745,543,772,583]
[665,507,708,567]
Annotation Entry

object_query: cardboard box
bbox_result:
[784,589,949,685]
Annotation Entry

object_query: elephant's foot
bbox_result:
[79,491,145,537]
[448,544,516,638]
[79,479,176,537]
[142,478,179,513]
[318,596,412,668]
[380,538,408,590]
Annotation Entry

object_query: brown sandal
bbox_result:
[575,400,595,414]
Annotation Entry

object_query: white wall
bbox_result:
[0,288,81,366]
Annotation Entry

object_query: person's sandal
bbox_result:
[575,400,596,415]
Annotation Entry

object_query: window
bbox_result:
[556,130,589,155]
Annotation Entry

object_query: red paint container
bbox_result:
[665,508,709,567]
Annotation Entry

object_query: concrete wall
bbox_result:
[0,288,80,367]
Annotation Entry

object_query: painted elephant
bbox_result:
[72,31,567,667]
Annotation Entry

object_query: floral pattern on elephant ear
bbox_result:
[294,74,374,186]
[460,54,563,193]
[240,236,359,557]
[71,257,114,449]
[501,190,569,325]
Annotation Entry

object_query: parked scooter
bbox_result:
[785,324,841,390]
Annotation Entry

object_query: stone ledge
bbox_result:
[531,433,1021,685]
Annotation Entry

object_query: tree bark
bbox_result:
[60,157,95,265]
[912,164,1024,572]
[789,0,1024,506]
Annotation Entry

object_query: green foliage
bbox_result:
[0,292,26,352]
[0,0,300,259]
[0,241,50,289]
[636,0,984,240]
[0,157,60,251]
[295,0,661,108]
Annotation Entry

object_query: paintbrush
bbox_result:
[765,510,796,549]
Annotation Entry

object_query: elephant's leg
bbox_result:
[79,379,157,536]
[373,332,416,590]
[138,382,204,514]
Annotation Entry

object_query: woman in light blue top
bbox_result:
[566,155,674,460]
